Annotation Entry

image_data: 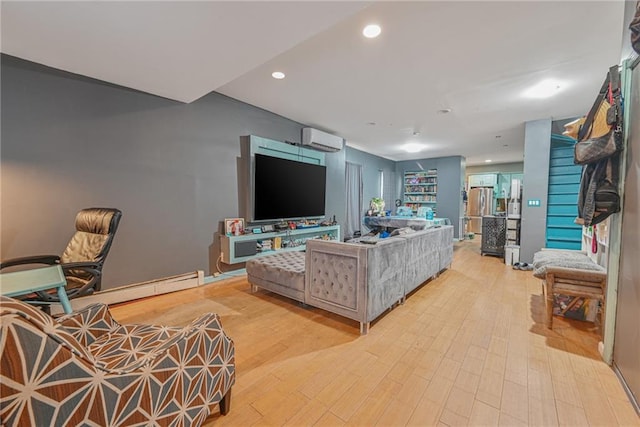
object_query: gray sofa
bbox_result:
[246,225,453,334]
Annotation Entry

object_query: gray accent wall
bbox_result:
[520,118,552,262]
[1,54,469,289]
[395,156,465,239]
[1,55,309,288]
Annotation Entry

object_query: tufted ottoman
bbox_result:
[246,251,306,303]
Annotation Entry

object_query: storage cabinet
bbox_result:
[506,218,520,245]
[220,225,340,264]
[468,173,497,188]
[481,216,506,257]
[403,169,437,214]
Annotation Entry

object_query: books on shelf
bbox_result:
[403,169,437,212]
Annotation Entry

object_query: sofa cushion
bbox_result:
[246,251,306,292]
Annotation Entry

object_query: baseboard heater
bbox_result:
[50,271,204,315]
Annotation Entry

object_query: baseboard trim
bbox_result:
[50,271,204,315]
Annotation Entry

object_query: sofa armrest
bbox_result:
[56,303,120,346]
[305,239,368,323]
[305,238,406,327]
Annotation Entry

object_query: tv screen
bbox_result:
[254,154,327,221]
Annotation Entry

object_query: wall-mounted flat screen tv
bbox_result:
[254,153,326,221]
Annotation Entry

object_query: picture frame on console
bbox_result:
[224,218,245,236]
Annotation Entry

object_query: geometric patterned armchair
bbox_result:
[0,208,123,305]
[0,296,235,426]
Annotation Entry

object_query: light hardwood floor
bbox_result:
[110,240,640,426]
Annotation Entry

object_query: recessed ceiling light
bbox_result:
[363,24,381,38]
[271,71,285,79]
[524,79,562,98]
[437,108,452,114]
[402,143,425,153]
[485,159,493,163]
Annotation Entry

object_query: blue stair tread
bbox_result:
[547,238,582,244]
[548,191,580,195]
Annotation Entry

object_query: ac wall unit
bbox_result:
[301,128,344,152]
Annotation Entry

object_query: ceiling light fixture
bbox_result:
[485,159,493,163]
[524,79,562,98]
[363,24,381,38]
[437,108,452,114]
[402,143,425,153]
[271,71,285,80]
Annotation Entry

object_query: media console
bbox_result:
[220,225,340,264]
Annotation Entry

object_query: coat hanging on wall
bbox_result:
[574,65,623,227]
[630,1,640,55]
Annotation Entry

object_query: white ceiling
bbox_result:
[1,1,627,166]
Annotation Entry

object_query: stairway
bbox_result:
[545,135,582,250]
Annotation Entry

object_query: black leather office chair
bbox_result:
[1,208,122,304]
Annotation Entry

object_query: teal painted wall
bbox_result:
[395,156,465,239]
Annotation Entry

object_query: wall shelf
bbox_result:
[220,225,340,264]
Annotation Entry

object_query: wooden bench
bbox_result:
[532,249,607,331]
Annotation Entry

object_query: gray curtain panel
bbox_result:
[345,162,363,239]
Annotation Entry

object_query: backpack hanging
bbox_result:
[576,153,621,227]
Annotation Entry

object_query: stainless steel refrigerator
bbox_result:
[467,187,493,234]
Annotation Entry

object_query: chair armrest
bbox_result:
[60,261,100,271]
[0,255,60,269]
[28,262,103,303]
[56,303,119,346]
[103,313,233,373]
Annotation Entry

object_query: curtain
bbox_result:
[345,162,363,239]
